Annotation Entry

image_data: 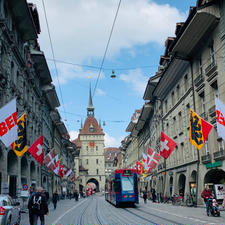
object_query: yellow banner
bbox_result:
[189,109,204,150]
[11,113,27,157]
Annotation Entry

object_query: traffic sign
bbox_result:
[22,184,28,191]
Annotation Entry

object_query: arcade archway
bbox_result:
[204,169,225,185]
[30,161,36,188]
[86,178,99,192]
[7,150,18,197]
[21,156,28,185]
[178,174,186,195]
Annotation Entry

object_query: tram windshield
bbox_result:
[121,177,134,191]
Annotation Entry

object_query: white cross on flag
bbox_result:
[43,148,56,171]
[160,131,177,159]
[146,148,161,169]
[28,136,44,164]
[215,97,225,142]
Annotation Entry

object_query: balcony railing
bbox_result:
[209,105,216,117]
[213,149,225,161]
[194,74,204,87]
[201,153,211,164]
[205,61,217,77]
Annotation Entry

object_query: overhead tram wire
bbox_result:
[92,0,122,98]
[41,0,67,120]
[46,58,158,71]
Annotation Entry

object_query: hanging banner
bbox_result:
[0,98,18,147]
[11,113,27,157]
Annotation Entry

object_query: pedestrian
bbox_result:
[201,185,213,216]
[151,187,156,203]
[52,191,58,210]
[222,194,225,209]
[44,190,49,205]
[74,189,79,201]
[28,186,49,225]
[143,190,147,204]
[28,186,36,225]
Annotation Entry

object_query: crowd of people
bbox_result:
[27,186,96,224]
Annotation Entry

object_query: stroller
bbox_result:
[208,198,220,217]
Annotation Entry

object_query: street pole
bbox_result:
[190,60,199,207]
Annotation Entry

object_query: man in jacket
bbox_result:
[28,186,36,225]
[52,191,59,210]
[28,187,49,225]
[201,185,213,216]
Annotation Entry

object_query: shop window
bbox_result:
[96,159,98,164]
[96,169,99,175]
[199,57,203,75]
[209,41,215,64]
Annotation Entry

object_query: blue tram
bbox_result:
[105,169,139,206]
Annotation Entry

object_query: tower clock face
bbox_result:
[89,141,95,147]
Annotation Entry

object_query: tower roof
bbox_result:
[80,117,104,135]
[87,85,94,117]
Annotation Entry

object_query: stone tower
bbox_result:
[78,86,105,192]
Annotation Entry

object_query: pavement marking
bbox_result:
[52,199,88,225]
[148,206,208,223]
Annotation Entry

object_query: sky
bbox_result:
[31,0,197,147]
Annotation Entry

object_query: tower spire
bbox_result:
[87,84,94,117]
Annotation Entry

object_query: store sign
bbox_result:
[214,184,225,200]
[205,161,222,169]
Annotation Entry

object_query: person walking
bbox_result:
[52,191,58,210]
[151,187,156,203]
[28,187,49,225]
[143,190,147,204]
[74,189,79,201]
[201,185,213,216]
[28,186,36,225]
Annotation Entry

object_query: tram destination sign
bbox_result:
[122,170,132,176]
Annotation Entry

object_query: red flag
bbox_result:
[146,148,161,168]
[136,161,142,175]
[28,136,44,164]
[43,149,56,171]
[160,131,177,159]
[58,164,65,178]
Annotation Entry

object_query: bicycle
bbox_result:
[172,194,183,206]
[185,194,194,207]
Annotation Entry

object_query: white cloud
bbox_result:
[52,63,105,85]
[119,69,148,96]
[69,130,79,141]
[32,0,185,63]
[104,133,124,148]
[96,88,106,96]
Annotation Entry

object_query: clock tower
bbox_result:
[76,86,105,192]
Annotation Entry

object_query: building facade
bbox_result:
[121,0,225,204]
[0,0,76,199]
[104,147,122,177]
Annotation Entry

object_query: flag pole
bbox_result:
[190,61,199,207]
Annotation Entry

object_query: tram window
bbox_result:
[114,179,121,192]
[121,177,134,191]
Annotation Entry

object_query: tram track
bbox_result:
[77,198,92,225]
[123,206,184,225]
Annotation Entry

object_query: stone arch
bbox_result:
[21,156,28,185]
[7,150,18,175]
[190,170,197,183]
[86,178,99,192]
[30,161,36,187]
[7,150,18,197]
[169,176,173,196]
[43,176,47,190]
[204,169,225,185]
[178,173,186,195]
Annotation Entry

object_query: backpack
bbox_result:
[32,195,42,211]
